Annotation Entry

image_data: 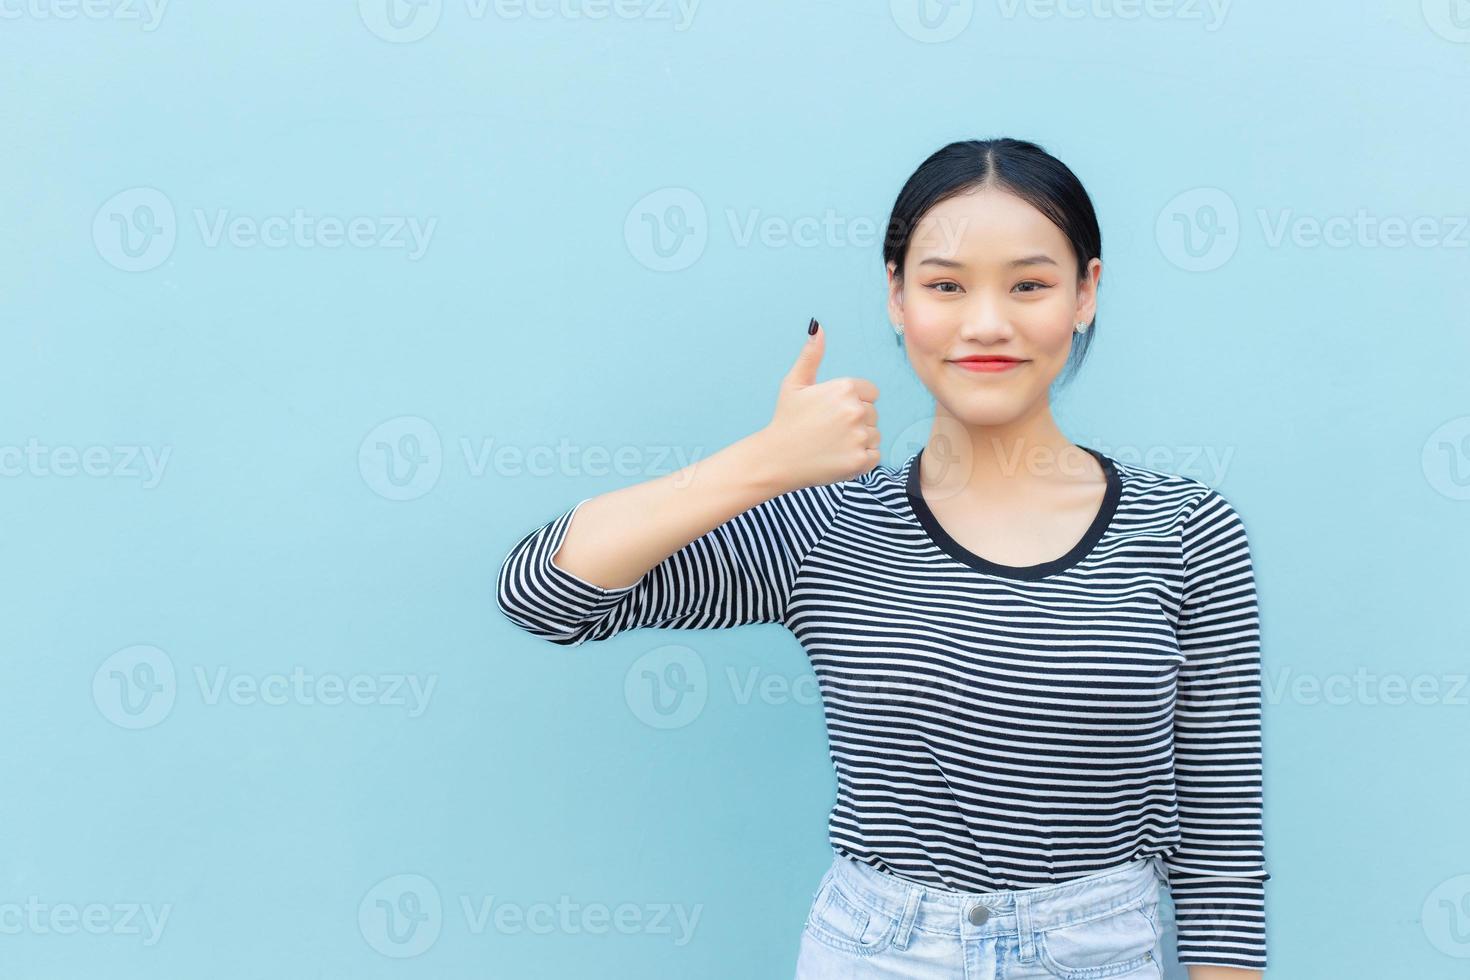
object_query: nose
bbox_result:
[946,287,1017,340]
[956,297,1014,341]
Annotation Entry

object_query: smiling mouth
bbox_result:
[949,358,1027,373]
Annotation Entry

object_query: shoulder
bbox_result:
[1106,454,1244,529]
[835,451,915,516]
[1098,457,1259,600]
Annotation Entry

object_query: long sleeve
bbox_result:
[1166,489,1271,970]
[495,479,851,646]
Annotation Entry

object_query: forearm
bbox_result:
[549,430,787,590]
[1188,966,1261,980]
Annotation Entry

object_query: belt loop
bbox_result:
[1150,856,1169,891]
[1016,892,1036,962]
[892,882,922,950]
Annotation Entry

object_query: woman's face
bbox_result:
[887,186,1102,428]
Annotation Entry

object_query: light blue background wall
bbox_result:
[3,1,1468,977]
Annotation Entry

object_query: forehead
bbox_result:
[907,187,1068,262]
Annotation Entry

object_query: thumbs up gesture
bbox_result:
[756,319,881,494]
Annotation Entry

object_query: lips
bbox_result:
[949,357,1026,373]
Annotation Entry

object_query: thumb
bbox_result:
[784,318,825,389]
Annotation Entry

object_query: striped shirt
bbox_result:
[495,445,1271,970]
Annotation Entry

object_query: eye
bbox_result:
[1014,280,1050,293]
[926,281,961,294]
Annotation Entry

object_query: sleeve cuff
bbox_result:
[496,497,641,644]
[1165,869,1270,970]
[542,498,642,604]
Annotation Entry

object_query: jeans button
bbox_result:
[967,905,990,925]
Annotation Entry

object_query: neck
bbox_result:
[921,406,1098,496]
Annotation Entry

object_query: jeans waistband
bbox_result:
[823,850,1168,949]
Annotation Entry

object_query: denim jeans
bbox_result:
[793,850,1168,979]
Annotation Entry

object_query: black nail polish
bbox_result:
[808,317,819,335]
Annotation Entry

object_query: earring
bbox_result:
[1074,320,1091,334]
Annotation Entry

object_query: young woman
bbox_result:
[496,138,1270,979]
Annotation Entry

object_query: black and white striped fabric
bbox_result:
[496,446,1271,970]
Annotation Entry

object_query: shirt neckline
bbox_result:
[903,444,1122,581]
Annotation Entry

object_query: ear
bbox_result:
[886,260,904,327]
[1074,257,1102,325]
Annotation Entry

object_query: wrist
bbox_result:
[723,428,791,501]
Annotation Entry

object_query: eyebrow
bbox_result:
[917,253,1059,269]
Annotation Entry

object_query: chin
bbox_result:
[935,392,1035,428]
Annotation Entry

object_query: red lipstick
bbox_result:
[949,355,1027,373]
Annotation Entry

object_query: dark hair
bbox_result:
[882,138,1101,386]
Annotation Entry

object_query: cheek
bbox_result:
[1033,323,1077,356]
[904,317,950,354]
[901,301,953,338]
[1014,307,1077,353]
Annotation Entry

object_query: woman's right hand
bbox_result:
[526,319,875,593]
[755,321,881,494]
